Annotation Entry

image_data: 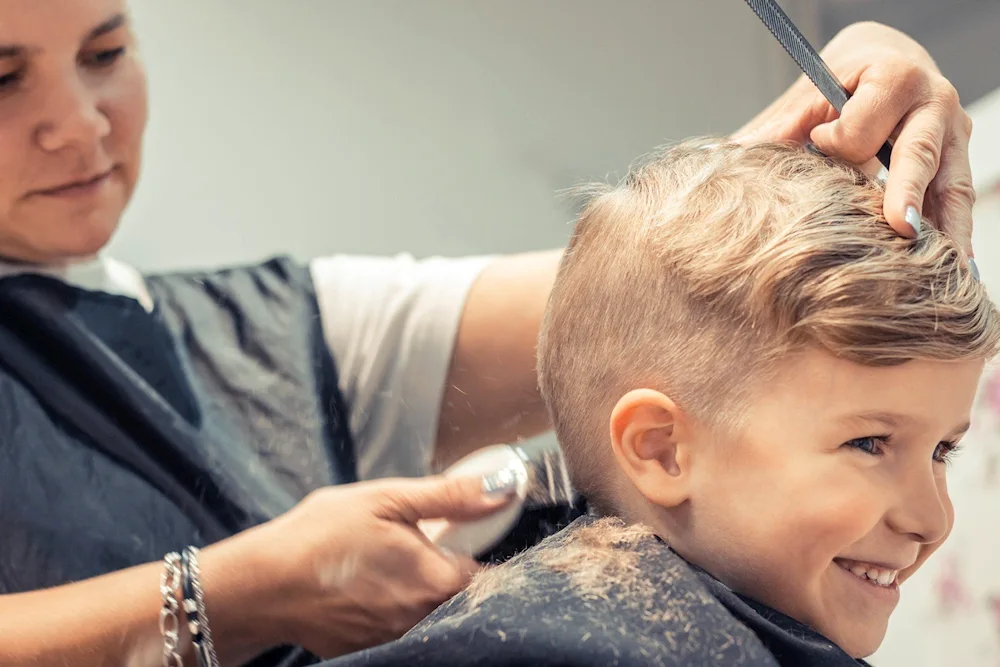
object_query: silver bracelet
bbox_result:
[160,552,185,667]
[182,547,220,667]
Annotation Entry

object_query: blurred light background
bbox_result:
[114,0,1000,272]
[114,0,812,269]
[115,2,1000,665]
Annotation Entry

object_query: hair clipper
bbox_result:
[419,443,579,559]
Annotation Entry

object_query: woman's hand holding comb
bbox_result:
[734,21,976,263]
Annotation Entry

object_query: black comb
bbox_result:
[742,0,893,169]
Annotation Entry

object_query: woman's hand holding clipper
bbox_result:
[226,474,516,659]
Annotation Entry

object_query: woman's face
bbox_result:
[0,0,146,263]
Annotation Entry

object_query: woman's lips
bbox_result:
[33,169,114,198]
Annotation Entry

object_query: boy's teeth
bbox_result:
[840,560,898,587]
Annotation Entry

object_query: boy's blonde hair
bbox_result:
[537,139,1000,513]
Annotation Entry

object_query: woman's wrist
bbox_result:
[194,528,297,664]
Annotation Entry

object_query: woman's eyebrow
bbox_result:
[85,13,128,42]
[0,14,127,57]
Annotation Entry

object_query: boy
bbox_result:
[327,141,999,666]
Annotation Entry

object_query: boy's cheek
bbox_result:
[898,499,955,585]
[737,482,886,576]
[898,544,942,586]
[793,487,886,550]
[687,457,887,584]
[692,486,861,564]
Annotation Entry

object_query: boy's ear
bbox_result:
[610,389,694,509]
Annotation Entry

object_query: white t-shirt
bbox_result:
[0,253,492,481]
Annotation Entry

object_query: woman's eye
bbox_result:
[82,47,126,68]
[845,436,888,457]
[0,69,21,89]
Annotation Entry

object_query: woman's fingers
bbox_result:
[416,538,482,597]
[375,474,516,526]
[807,59,956,239]
[806,69,974,250]
[730,21,978,252]
[924,119,976,255]
[807,67,914,165]
[881,97,955,237]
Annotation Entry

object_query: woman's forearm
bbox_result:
[0,534,283,667]
[434,249,562,469]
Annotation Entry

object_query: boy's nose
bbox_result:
[884,466,952,545]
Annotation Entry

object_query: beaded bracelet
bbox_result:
[181,547,219,667]
[161,548,219,667]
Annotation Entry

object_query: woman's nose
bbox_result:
[34,77,111,154]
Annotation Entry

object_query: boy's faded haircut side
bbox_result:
[537,138,999,514]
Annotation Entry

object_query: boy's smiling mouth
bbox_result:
[832,557,915,605]
[834,558,900,587]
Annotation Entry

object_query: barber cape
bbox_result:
[0,257,359,665]
[0,255,585,667]
[327,514,870,667]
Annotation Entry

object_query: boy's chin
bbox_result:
[822,617,888,659]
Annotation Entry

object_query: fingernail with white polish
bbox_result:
[481,467,518,498]
[905,206,922,235]
[969,257,981,282]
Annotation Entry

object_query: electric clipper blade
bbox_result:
[419,443,579,558]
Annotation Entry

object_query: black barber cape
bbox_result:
[0,256,583,667]
[0,257,355,582]
[325,515,870,667]
[0,257,353,665]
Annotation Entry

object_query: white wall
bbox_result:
[111,0,802,271]
[968,84,1000,299]
[971,87,1000,189]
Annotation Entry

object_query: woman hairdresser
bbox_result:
[0,0,978,664]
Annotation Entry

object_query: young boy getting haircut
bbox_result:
[326,140,999,667]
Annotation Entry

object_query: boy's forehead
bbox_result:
[752,350,983,434]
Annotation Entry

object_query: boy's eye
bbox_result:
[845,436,888,457]
[846,435,962,465]
[933,440,962,465]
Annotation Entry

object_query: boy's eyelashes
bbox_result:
[844,435,890,457]
[932,440,963,465]
[843,434,963,465]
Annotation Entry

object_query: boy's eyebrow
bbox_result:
[841,411,908,430]
[947,421,972,439]
[841,411,971,438]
